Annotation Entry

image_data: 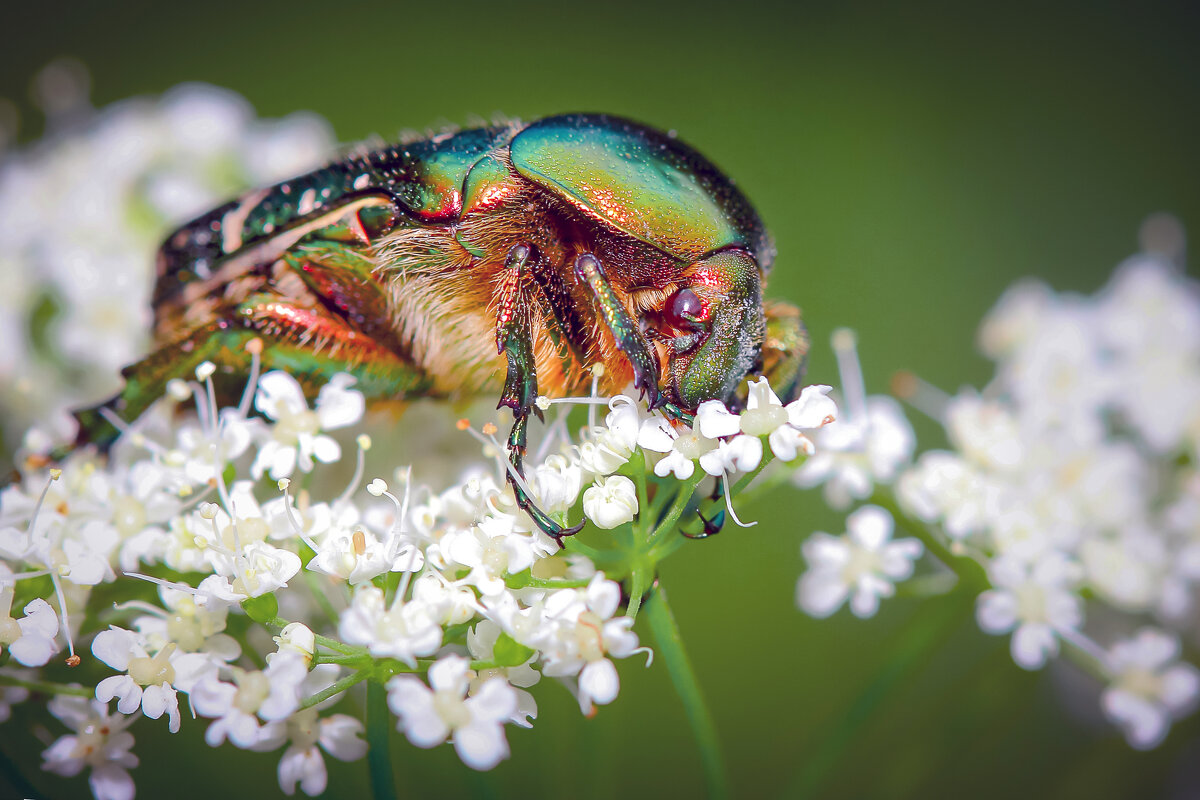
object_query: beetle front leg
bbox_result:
[497,244,585,544]
[572,253,690,421]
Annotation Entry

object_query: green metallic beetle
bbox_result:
[72,113,808,540]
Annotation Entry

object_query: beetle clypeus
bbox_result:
[71,113,809,542]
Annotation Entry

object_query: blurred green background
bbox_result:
[2,0,1199,797]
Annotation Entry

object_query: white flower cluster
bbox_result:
[795,223,1200,751]
[0,355,834,797]
[0,66,333,450]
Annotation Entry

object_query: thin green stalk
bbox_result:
[302,569,343,628]
[728,449,774,497]
[786,594,972,799]
[313,651,374,667]
[631,453,652,542]
[504,573,594,590]
[644,586,729,800]
[300,669,369,710]
[625,563,651,619]
[649,470,706,544]
[0,673,92,697]
[366,680,397,800]
[869,487,990,593]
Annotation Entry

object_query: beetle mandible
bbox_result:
[71,113,809,542]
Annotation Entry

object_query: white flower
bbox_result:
[387,654,518,770]
[576,396,641,477]
[797,505,923,619]
[252,371,364,479]
[196,537,300,599]
[191,652,310,749]
[307,524,393,585]
[338,586,442,666]
[440,515,539,597]
[582,475,638,529]
[528,454,583,516]
[943,391,1023,471]
[532,574,641,713]
[274,622,316,664]
[696,380,837,468]
[1101,628,1200,749]
[637,415,723,479]
[131,584,236,658]
[0,579,59,666]
[42,695,138,800]
[976,553,1083,670]
[92,626,213,733]
[167,409,259,486]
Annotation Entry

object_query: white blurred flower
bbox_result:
[1101,628,1200,750]
[275,707,367,797]
[0,81,333,443]
[43,696,138,800]
[191,652,310,750]
[792,330,911,508]
[797,505,923,619]
[467,619,540,728]
[896,451,995,541]
[976,553,1083,670]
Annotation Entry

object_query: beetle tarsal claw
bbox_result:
[504,414,583,544]
[682,507,725,539]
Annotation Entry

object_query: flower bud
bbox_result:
[583,475,638,529]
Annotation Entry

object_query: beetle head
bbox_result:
[659,249,764,410]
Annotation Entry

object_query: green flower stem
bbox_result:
[300,668,370,710]
[313,652,374,667]
[625,561,652,619]
[644,585,729,800]
[0,672,93,698]
[366,680,397,800]
[648,470,707,545]
[788,594,973,799]
[301,569,343,628]
[630,454,652,542]
[728,449,775,497]
[869,487,990,593]
[503,573,594,590]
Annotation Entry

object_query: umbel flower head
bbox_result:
[790,212,1200,754]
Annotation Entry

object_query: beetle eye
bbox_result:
[664,288,706,331]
